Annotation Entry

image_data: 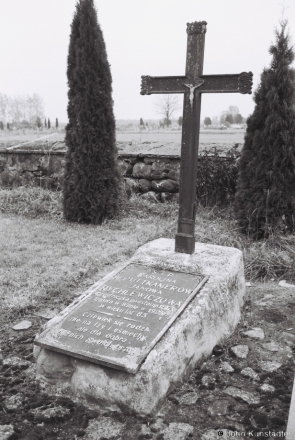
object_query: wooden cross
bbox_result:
[141,21,253,254]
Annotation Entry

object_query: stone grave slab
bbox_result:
[35,264,207,374]
[34,239,245,414]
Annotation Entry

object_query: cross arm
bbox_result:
[140,75,187,95]
[199,72,253,94]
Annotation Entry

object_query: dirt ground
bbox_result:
[0,281,294,439]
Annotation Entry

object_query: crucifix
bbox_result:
[141,21,253,255]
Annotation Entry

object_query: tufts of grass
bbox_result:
[0,186,295,320]
[0,187,63,219]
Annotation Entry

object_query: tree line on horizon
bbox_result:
[0,92,59,131]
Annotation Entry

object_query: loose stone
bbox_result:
[230,344,249,359]
[207,399,230,416]
[12,320,32,330]
[3,356,30,369]
[261,383,276,392]
[219,361,234,373]
[84,417,125,440]
[201,375,216,387]
[174,391,199,405]
[29,406,71,422]
[0,425,14,440]
[163,422,194,440]
[282,331,295,346]
[240,367,260,381]
[223,386,260,405]
[243,327,265,339]
[261,341,280,352]
[259,361,282,372]
[4,394,23,411]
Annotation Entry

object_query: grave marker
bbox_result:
[35,264,207,374]
[141,21,253,254]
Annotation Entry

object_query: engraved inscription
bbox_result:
[36,264,207,373]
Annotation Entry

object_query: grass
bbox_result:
[0,187,294,318]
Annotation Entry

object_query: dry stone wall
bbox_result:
[0,150,182,202]
[0,149,235,204]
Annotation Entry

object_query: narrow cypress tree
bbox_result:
[56,118,59,129]
[48,118,51,129]
[63,0,121,223]
[44,119,47,128]
[234,21,295,238]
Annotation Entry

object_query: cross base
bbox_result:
[175,233,195,254]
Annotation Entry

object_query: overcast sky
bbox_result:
[0,0,294,123]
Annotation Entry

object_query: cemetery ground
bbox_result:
[0,188,294,439]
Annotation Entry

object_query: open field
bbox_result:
[0,129,245,154]
[116,129,246,144]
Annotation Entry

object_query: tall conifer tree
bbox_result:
[234,21,295,238]
[63,0,120,223]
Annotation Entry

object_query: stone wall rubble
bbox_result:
[0,149,234,204]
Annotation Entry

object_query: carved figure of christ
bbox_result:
[141,21,253,254]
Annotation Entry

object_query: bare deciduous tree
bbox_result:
[154,95,180,127]
[0,93,44,126]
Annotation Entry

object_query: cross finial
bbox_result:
[186,21,207,35]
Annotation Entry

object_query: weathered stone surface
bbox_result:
[282,331,295,346]
[36,349,75,384]
[140,191,159,203]
[167,162,181,181]
[143,157,154,164]
[261,383,275,393]
[207,399,230,416]
[3,356,30,369]
[35,239,245,414]
[219,361,234,373]
[243,327,265,339]
[117,159,133,176]
[223,386,260,405]
[163,422,194,440]
[84,417,124,440]
[201,375,216,387]
[4,394,23,410]
[173,391,199,405]
[138,178,152,193]
[12,320,32,330]
[123,178,140,196]
[151,179,179,193]
[230,345,249,359]
[240,367,260,381]
[132,162,152,180]
[151,161,170,179]
[0,425,14,440]
[259,361,282,372]
[261,341,280,352]
[30,405,70,421]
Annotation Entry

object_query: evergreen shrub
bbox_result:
[234,21,295,238]
[63,0,121,224]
